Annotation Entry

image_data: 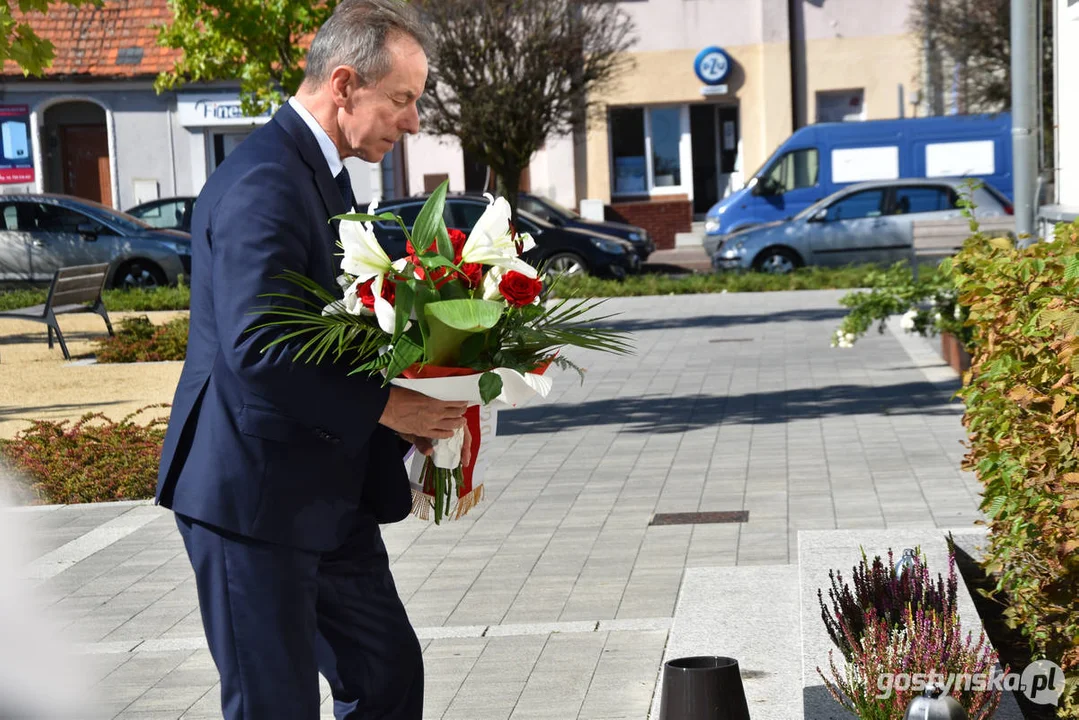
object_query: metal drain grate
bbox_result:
[649,511,749,526]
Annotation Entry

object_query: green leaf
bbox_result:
[458,333,487,366]
[332,211,397,224]
[1065,255,1079,281]
[425,299,504,331]
[413,181,449,259]
[479,372,503,404]
[411,281,437,344]
[435,222,454,262]
[382,336,424,381]
[393,280,414,343]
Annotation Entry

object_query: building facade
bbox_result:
[1054,0,1079,213]
[405,0,919,249]
[0,1,383,212]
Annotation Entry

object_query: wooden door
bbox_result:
[60,125,111,206]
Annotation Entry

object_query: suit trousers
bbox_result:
[176,512,423,720]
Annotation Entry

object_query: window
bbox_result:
[0,204,18,231]
[609,105,688,195]
[32,204,99,233]
[649,107,681,187]
[816,89,866,123]
[825,189,885,221]
[891,186,957,215]
[610,108,646,194]
[763,148,819,194]
[377,202,452,229]
[129,199,189,229]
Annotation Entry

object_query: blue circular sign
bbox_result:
[694,46,732,85]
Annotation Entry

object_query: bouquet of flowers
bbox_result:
[256,182,631,522]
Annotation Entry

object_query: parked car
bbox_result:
[712,178,1012,273]
[126,196,196,233]
[703,112,1014,253]
[514,192,654,261]
[0,194,191,288]
[372,195,640,279]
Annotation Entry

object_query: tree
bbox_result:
[417,0,635,218]
[155,0,337,116]
[2,0,102,75]
[910,0,1053,159]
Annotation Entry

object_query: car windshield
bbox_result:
[529,194,578,219]
[79,199,156,233]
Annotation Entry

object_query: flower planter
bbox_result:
[940,332,971,374]
[659,656,750,720]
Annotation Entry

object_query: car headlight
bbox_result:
[589,236,627,254]
[627,232,642,242]
[704,217,721,234]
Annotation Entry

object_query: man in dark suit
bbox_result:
[156,2,461,717]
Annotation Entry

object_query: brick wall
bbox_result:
[609,196,692,250]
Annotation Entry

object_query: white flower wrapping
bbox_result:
[390,367,553,470]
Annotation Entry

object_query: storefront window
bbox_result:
[610,108,646,194]
[649,107,681,187]
[609,105,686,195]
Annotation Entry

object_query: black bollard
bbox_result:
[659,656,751,720]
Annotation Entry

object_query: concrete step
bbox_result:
[650,564,802,720]
[798,528,1024,720]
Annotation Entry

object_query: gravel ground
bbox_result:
[0,311,187,440]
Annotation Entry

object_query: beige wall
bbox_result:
[800,0,913,40]
[616,0,765,52]
[1057,0,1079,207]
[583,40,793,203]
[404,134,465,194]
[804,34,919,122]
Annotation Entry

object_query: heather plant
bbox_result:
[95,315,189,363]
[0,406,169,504]
[952,217,1079,717]
[819,603,1002,720]
[818,547,959,661]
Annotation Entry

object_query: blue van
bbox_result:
[703,113,1013,247]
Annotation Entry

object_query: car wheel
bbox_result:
[752,247,802,275]
[543,252,589,278]
[113,260,168,290]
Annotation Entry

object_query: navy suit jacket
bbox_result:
[156,103,411,551]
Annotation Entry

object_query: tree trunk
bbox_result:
[494,165,522,225]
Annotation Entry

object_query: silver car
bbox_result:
[712,179,1013,273]
[0,194,191,288]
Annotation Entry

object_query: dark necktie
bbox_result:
[334,167,354,212]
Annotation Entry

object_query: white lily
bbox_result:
[340,200,392,280]
[342,258,409,334]
[460,195,539,278]
[481,265,506,301]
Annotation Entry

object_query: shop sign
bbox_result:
[177,93,277,127]
[0,105,34,184]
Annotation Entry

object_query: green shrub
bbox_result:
[0,284,191,313]
[547,264,924,297]
[95,315,189,362]
[0,407,169,504]
[953,219,1079,717]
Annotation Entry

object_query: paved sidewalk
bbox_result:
[1,290,981,719]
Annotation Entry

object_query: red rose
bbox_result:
[357,277,395,311]
[410,228,482,288]
[498,271,543,307]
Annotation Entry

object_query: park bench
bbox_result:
[0,263,114,361]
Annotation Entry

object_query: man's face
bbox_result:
[337,33,428,163]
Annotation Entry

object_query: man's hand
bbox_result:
[379,387,467,439]
[399,424,473,467]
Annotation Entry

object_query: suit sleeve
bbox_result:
[208,162,389,444]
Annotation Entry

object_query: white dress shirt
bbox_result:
[288,96,344,179]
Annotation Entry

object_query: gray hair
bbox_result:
[304,0,429,88]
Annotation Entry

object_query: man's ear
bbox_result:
[328,66,355,107]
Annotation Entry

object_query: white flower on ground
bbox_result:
[831,328,855,349]
[340,201,392,280]
[460,195,538,278]
[954,304,962,320]
[900,309,918,333]
[933,311,942,324]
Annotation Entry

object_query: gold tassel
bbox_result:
[410,488,433,521]
[452,483,485,520]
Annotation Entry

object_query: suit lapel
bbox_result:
[272,103,347,221]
